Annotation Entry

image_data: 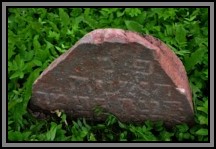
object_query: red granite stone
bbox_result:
[28,29,194,127]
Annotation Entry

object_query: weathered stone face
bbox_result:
[28,29,194,127]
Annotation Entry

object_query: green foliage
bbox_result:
[128,121,158,141]
[70,119,91,141]
[8,8,208,141]
[125,20,143,33]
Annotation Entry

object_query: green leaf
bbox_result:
[119,131,127,141]
[125,20,143,33]
[48,30,60,41]
[33,59,42,66]
[197,105,208,115]
[106,115,117,126]
[175,24,186,47]
[117,11,125,17]
[70,8,83,17]
[145,120,153,130]
[10,71,24,79]
[95,124,106,129]
[197,115,208,125]
[118,121,127,129]
[160,131,174,141]
[55,46,66,53]
[24,51,34,62]
[8,131,31,141]
[59,8,70,26]
[46,122,58,141]
[8,98,21,110]
[183,132,191,140]
[107,133,114,140]
[176,123,189,133]
[30,121,46,133]
[155,121,164,132]
[8,41,15,60]
[89,133,97,141]
[33,35,41,51]
[80,128,89,138]
[125,8,141,17]
[83,15,96,29]
[185,15,196,22]
[184,48,205,71]
[47,21,59,32]
[77,119,83,128]
[23,67,41,95]
[82,118,91,130]
[60,113,67,123]
[195,128,208,136]
[55,124,67,141]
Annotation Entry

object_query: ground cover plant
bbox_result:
[7,8,209,141]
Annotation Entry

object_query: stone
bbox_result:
[28,28,194,127]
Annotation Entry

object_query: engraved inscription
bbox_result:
[153,83,172,97]
[138,81,151,96]
[133,59,153,75]
[66,68,178,123]
[69,75,89,81]
[32,42,191,126]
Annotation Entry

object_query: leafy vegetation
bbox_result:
[8,8,209,141]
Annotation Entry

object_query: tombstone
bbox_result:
[28,29,194,127]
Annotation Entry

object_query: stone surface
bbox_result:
[28,28,194,127]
